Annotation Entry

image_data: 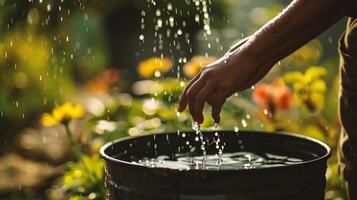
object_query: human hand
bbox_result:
[178,49,273,124]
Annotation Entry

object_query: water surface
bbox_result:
[132,151,304,170]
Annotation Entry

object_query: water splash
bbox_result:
[234,126,239,133]
[214,123,224,165]
[192,121,207,165]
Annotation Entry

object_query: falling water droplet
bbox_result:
[195,14,200,23]
[167,3,173,11]
[154,70,161,77]
[47,4,51,11]
[263,109,269,115]
[155,9,161,17]
[139,34,144,40]
[241,119,248,128]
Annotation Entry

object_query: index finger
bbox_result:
[178,73,201,112]
[194,83,216,124]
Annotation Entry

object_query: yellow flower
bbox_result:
[183,56,216,78]
[41,103,85,126]
[305,66,327,80]
[283,66,327,112]
[138,57,172,78]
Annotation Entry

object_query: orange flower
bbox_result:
[102,67,120,85]
[85,68,120,94]
[252,81,293,112]
[252,84,273,109]
[86,78,109,95]
[183,56,216,78]
[273,87,293,110]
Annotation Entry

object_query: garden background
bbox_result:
[0,0,349,199]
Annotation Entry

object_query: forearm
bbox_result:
[233,0,350,67]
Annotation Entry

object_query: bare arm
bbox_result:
[240,0,349,71]
[178,0,351,124]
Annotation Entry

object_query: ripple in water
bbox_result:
[132,151,304,170]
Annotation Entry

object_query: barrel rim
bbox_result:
[99,130,332,172]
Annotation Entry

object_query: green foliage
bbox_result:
[63,155,105,200]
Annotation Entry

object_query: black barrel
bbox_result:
[100,130,331,200]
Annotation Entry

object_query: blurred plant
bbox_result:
[282,67,344,199]
[249,67,333,139]
[252,80,293,116]
[282,40,323,68]
[183,56,216,78]
[41,103,85,127]
[0,28,75,133]
[41,102,85,157]
[283,66,327,113]
[85,68,120,95]
[63,155,105,200]
[137,57,173,78]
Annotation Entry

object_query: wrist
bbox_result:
[227,36,256,61]
[233,37,277,71]
[228,43,260,69]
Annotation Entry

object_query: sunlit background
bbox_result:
[0,0,348,199]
